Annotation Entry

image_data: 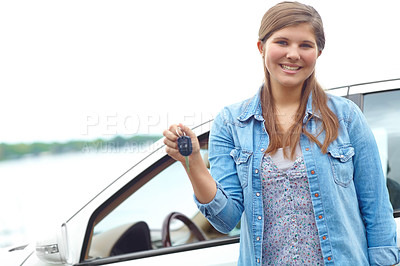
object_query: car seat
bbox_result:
[110,221,152,256]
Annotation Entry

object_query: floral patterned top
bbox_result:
[261,149,324,265]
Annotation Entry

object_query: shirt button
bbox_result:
[327,256,332,261]
[315,193,319,197]
[261,148,265,152]
[258,216,262,220]
[305,148,310,151]
[318,215,323,219]
[311,170,315,175]
[256,258,260,263]
[256,192,261,197]
[256,236,261,241]
[255,169,259,174]
[322,236,327,240]
[340,155,344,158]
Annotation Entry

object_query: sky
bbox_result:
[1,0,399,144]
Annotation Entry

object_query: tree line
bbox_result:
[0,135,162,162]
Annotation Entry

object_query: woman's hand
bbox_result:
[163,123,217,204]
[163,123,200,164]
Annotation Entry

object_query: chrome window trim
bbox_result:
[326,78,400,97]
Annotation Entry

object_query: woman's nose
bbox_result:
[286,46,300,60]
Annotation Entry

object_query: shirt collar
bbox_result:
[237,85,322,123]
[237,85,264,122]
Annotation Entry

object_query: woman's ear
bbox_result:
[318,50,322,57]
[257,40,264,56]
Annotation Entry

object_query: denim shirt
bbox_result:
[195,88,400,265]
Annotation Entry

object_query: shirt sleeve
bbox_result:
[194,108,244,234]
[348,102,400,265]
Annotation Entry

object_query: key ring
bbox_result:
[176,127,186,137]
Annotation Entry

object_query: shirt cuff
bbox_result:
[368,246,400,265]
[194,181,228,218]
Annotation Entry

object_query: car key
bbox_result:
[177,135,192,156]
[176,127,192,172]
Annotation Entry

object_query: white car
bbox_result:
[2,78,400,266]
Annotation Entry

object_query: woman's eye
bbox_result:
[276,41,287,45]
[300,43,313,48]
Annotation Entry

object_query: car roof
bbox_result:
[326,78,400,97]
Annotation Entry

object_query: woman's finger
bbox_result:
[163,136,178,149]
[163,129,178,142]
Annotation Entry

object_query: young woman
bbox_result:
[163,1,399,265]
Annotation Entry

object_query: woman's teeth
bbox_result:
[281,65,300,71]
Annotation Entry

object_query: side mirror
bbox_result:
[36,223,70,264]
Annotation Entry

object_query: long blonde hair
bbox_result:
[259,1,339,159]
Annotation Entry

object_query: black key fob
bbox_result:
[177,136,192,156]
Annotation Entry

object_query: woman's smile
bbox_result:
[280,64,302,73]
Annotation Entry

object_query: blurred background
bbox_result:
[1,0,399,248]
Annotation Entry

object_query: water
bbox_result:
[0,150,144,249]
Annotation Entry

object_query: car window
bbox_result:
[363,89,400,212]
[83,132,239,263]
[92,160,196,233]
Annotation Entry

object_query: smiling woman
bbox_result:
[163,2,400,265]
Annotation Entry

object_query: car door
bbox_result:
[362,89,400,215]
[75,130,240,266]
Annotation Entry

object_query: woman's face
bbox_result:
[258,23,321,92]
